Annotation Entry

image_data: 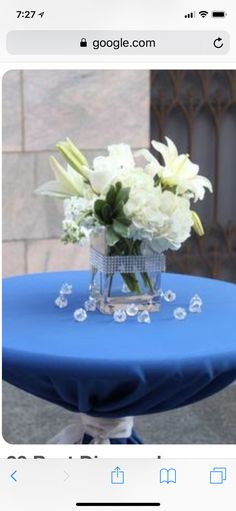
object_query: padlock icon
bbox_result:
[80,38,87,48]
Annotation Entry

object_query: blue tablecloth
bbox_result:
[3,272,236,427]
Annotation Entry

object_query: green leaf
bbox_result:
[94,199,105,216]
[113,219,130,238]
[154,174,161,187]
[115,215,132,226]
[113,200,125,216]
[101,203,112,223]
[106,185,116,206]
[105,227,120,246]
[95,184,131,232]
[115,182,122,194]
[115,187,130,205]
[163,184,177,194]
[94,200,108,225]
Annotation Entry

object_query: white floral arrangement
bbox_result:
[36,137,212,254]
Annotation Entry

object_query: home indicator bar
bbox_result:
[75,504,161,507]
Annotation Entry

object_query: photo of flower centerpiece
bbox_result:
[36,137,212,315]
[3,70,236,446]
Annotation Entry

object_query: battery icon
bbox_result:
[212,11,227,17]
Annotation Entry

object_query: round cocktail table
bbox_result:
[3,271,236,444]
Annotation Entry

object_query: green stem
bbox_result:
[109,238,154,295]
[107,274,114,297]
[141,272,155,293]
[121,272,141,294]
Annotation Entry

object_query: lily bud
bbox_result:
[192,210,205,236]
[56,138,88,178]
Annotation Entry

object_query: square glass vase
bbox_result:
[89,230,166,315]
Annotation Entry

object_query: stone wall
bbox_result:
[2,70,150,276]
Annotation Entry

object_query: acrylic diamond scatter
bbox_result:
[189,294,203,313]
[173,307,187,320]
[122,283,130,294]
[60,283,73,295]
[55,294,68,309]
[90,285,100,301]
[113,309,127,323]
[157,288,164,298]
[137,310,151,324]
[126,303,139,317]
[164,290,176,302]
[73,308,87,322]
[84,297,97,312]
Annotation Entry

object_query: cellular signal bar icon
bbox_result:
[185,11,196,18]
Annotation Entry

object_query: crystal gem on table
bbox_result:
[84,297,97,312]
[60,283,73,295]
[122,283,130,294]
[113,309,127,323]
[126,303,139,317]
[189,294,203,313]
[90,285,101,302]
[73,308,87,322]
[164,290,176,302]
[157,288,164,298]
[137,310,151,324]
[173,307,187,320]
[55,293,68,309]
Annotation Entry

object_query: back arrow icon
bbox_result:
[11,470,17,482]
[214,37,223,49]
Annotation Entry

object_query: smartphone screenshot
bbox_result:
[1,0,236,509]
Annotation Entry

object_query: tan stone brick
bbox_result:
[26,238,90,273]
[2,70,22,151]
[23,70,150,151]
[2,241,26,277]
[3,153,63,240]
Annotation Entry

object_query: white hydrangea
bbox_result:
[118,166,154,191]
[64,196,92,221]
[125,184,193,252]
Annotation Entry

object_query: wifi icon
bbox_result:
[199,10,209,18]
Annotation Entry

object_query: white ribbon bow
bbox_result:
[49,414,134,444]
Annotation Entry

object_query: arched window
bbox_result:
[151,70,236,282]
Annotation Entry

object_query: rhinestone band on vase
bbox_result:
[90,248,166,275]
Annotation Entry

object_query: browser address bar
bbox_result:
[7,30,229,55]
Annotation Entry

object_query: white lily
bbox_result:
[138,137,213,202]
[35,156,85,198]
[82,143,135,194]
